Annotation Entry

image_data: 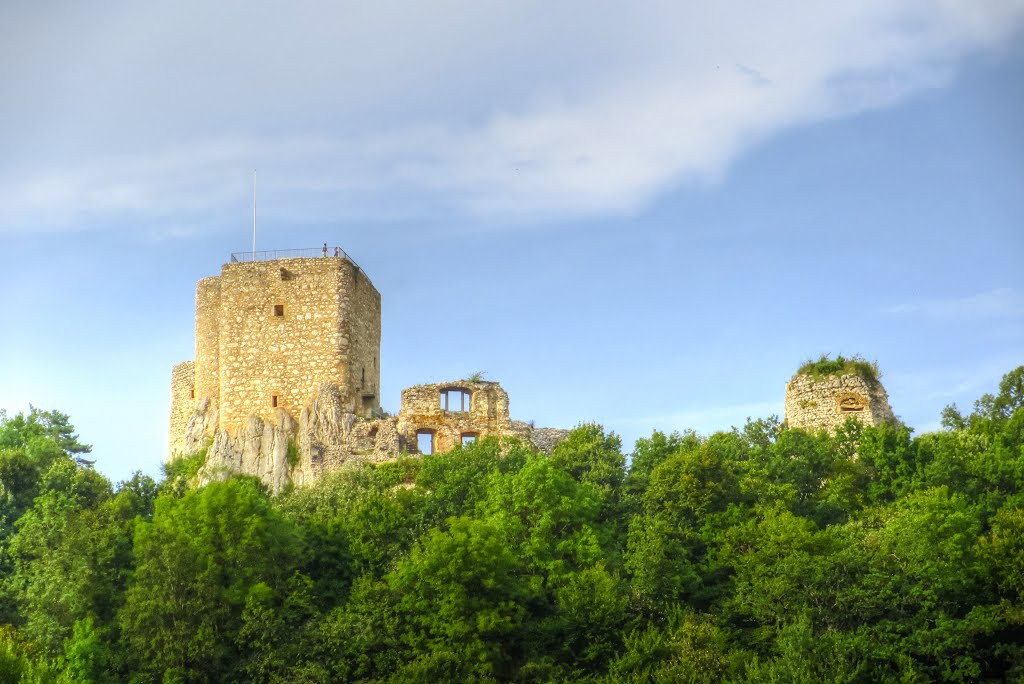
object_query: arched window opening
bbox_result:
[839,396,866,413]
[440,388,471,413]
[416,429,435,455]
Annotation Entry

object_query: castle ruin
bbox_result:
[168,249,567,491]
[784,365,896,432]
[169,250,901,491]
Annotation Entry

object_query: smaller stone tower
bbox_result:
[784,356,895,432]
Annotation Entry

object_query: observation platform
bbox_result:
[230,247,367,277]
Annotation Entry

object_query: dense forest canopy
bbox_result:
[1,367,1023,683]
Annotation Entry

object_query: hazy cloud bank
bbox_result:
[2,0,1023,232]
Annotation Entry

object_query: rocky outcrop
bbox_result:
[181,397,218,454]
[172,380,567,493]
[529,427,572,454]
[294,383,398,486]
[180,383,401,493]
[199,410,296,493]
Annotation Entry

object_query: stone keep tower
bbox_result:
[784,359,896,432]
[168,251,381,457]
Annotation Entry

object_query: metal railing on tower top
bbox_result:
[229,247,367,277]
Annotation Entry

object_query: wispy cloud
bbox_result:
[887,355,1021,407]
[881,288,1024,320]
[614,400,782,435]
[1,1,1023,232]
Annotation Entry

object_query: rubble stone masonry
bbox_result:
[396,381,531,454]
[784,372,895,432]
[168,253,897,491]
[168,361,195,456]
[184,255,380,445]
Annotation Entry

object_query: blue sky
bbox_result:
[1,1,1022,483]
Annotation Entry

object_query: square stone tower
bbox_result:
[169,251,381,455]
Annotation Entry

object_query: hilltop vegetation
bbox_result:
[1,367,1023,682]
[797,354,882,385]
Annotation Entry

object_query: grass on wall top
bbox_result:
[797,354,881,386]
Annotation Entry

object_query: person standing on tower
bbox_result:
[322,243,328,257]
[334,246,341,257]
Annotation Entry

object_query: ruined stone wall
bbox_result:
[176,376,564,491]
[396,381,529,453]
[784,372,895,432]
[344,265,381,418]
[528,427,572,454]
[168,361,195,458]
[194,277,221,402]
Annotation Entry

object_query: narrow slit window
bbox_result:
[271,394,280,408]
[190,387,195,399]
[273,304,285,317]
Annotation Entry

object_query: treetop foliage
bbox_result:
[1,366,1023,682]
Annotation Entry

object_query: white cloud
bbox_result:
[1,0,1022,231]
[881,288,1024,319]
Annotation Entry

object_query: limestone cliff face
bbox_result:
[181,383,399,493]
[171,380,567,493]
[294,383,398,487]
[784,372,895,432]
[180,397,218,455]
[199,410,296,494]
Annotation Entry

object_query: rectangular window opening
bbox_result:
[273,304,285,317]
[461,433,478,446]
[271,394,280,408]
[441,388,471,412]
[416,430,434,455]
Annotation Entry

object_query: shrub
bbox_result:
[798,354,881,386]
[163,447,208,483]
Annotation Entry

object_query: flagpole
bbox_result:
[252,169,257,260]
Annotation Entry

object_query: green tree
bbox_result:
[625,433,744,613]
[550,423,626,495]
[57,617,108,684]
[386,516,535,681]
[118,478,301,682]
